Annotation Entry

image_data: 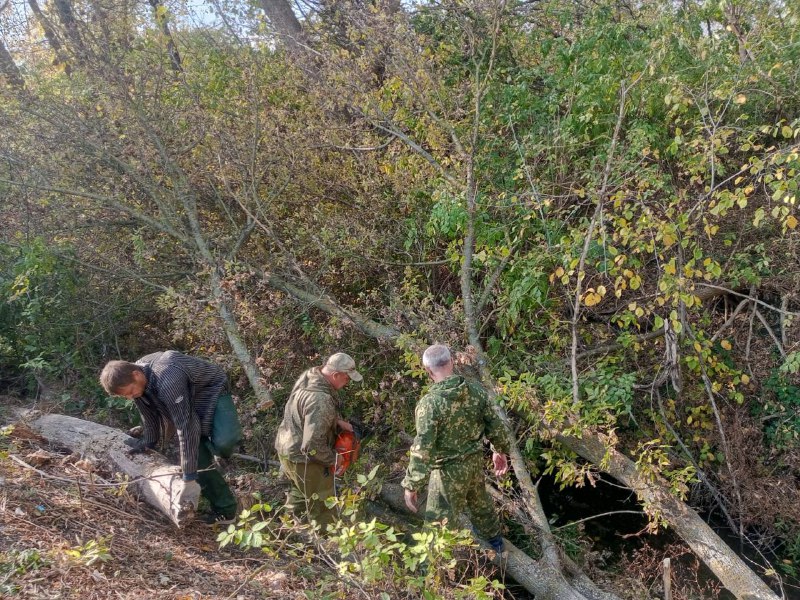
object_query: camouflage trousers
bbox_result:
[279,457,337,529]
[424,453,501,540]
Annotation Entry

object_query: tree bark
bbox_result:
[258,0,303,51]
[0,38,24,89]
[210,267,274,408]
[147,0,184,74]
[26,0,71,73]
[52,0,86,64]
[24,413,196,527]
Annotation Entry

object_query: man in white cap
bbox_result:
[274,352,362,528]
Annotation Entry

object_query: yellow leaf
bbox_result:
[554,267,565,277]
[787,214,798,229]
[720,340,732,350]
[597,285,607,296]
[664,262,676,275]
[741,374,750,385]
[734,94,747,104]
[583,291,601,307]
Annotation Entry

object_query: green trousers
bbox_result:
[198,394,241,518]
[424,453,501,540]
[279,456,337,528]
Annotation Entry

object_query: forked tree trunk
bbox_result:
[25,413,196,527]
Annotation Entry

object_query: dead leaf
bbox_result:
[25,449,56,466]
[74,459,95,472]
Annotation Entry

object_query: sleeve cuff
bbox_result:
[182,472,199,481]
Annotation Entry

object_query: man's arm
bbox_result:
[132,397,161,450]
[400,394,438,492]
[479,387,511,456]
[300,394,338,465]
[157,368,201,479]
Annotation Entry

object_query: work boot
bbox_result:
[201,511,237,526]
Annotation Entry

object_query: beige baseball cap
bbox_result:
[325,352,363,382]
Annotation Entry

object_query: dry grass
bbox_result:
[0,424,312,600]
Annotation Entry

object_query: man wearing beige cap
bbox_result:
[274,352,362,528]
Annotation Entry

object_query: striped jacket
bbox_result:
[133,351,227,477]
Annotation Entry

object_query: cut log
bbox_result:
[23,412,195,527]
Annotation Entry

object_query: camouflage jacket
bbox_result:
[274,367,339,466]
[401,375,510,491]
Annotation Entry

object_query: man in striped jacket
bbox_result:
[100,351,242,524]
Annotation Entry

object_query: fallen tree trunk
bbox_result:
[23,412,195,527]
[377,483,619,600]
[561,433,779,600]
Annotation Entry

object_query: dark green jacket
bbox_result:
[401,375,510,491]
[274,367,339,465]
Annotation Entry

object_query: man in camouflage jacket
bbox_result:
[401,344,510,552]
[274,352,362,528]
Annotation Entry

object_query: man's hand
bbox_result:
[124,439,153,456]
[337,419,354,433]
[492,452,509,477]
[178,480,201,510]
[404,488,418,513]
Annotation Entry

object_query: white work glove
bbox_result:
[178,480,201,511]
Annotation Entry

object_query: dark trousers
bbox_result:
[198,394,241,518]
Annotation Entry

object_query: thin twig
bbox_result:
[70,496,150,524]
[225,562,272,600]
[710,298,751,342]
[571,76,638,404]
[754,308,786,357]
[551,511,646,531]
[696,283,800,317]
[8,454,212,487]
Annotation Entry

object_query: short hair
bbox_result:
[422,344,451,369]
[99,360,142,394]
